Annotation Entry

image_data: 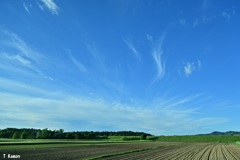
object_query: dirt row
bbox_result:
[99,143,240,160]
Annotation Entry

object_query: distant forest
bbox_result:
[0,128,151,139]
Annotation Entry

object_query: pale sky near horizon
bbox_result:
[0,0,240,135]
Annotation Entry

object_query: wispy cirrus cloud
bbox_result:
[69,54,87,73]
[0,29,53,81]
[86,43,107,75]
[152,34,166,81]
[1,30,44,63]
[0,86,229,135]
[40,0,60,15]
[1,53,31,68]
[23,3,30,13]
[123,38,141,61]
[183,60,202,77]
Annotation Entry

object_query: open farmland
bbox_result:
[1,141,240,160]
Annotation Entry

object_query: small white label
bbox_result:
[3,154,21,159]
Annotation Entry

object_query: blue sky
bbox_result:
[0,0,240,135]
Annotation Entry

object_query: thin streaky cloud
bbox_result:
[86,43,107,74]
[0,30,53,81]
[15,55,31,67]
[123,38,141,61]
[23,3,29,13]
[0,52,54,81]
[152,34,166,81]
[0,92,228,135]
[36,71,54,81]
[38,2,44,11]
[41,0,60,15]
[162,93,205,109]
[1,53,32,68]
[2,30,44,63]
[69,54,87,73]
[86,43,97,59]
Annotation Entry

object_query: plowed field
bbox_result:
[1,142,240,160]
[98,143,240,160]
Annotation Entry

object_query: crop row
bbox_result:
[98,143,240,160]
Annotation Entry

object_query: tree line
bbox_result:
[0,128,151,139]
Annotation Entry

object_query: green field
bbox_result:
[0,138,129,150]
[156,135,240,142]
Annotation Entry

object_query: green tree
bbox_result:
[21,130,27,139]
[54,129,64,139]
[140,134,147,140]
[65,132,74,139]
[88,132,96,139]
[41,128,51,139]
[12,132,20,139]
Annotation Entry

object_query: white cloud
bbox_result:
[40,0,60,15]
[146,34,153,41]
[222,12,230,19]
[222,8,235,20]
[183,60,202,77]
[124,38,141,61]
[152,34,166,81]
[184,62,194,76]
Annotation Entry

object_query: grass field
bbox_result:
[1,138,240,159]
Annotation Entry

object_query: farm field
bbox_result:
[1,140,240,160]
[0,141,161,160]
[98,143,240,160]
